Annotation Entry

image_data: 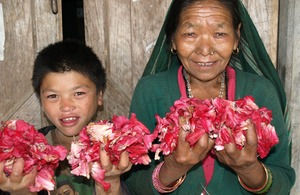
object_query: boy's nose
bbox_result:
[60,100,75,112]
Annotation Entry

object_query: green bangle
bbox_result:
[256,166,273,194]
[238,162,273,194]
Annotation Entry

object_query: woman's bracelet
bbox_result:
[152,161,186,193]
[238,161,273,194]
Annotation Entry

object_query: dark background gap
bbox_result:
[62,0,85,42]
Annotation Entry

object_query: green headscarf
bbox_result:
[142,0,291,152]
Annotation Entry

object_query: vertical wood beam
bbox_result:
[278,0,300,194]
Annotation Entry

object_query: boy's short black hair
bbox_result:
[32,40,106,99]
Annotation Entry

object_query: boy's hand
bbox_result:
[95,150,132,195]
[0,158,37,195]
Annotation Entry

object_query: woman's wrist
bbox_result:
[152,161,186,193]
[238,162,273,194]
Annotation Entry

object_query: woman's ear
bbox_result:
[234,23,242,49]
[171,35,177,50]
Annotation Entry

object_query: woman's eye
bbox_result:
[185,32,195,37]
[215,32,226,37]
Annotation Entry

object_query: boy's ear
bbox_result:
[97,91,103,106]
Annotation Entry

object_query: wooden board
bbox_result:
[0,0,62,128]
[241,0,278,65]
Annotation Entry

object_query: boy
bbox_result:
[0,40,131,195]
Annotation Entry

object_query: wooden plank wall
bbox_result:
[84,0,172,120]
[278,0,300,194]
[0,0,298,193]
[0,0,62,129]
[242,0,278,65]
[0,0,35,122]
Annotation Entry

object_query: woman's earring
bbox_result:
[232,47,239,55]
[171,48,177,54]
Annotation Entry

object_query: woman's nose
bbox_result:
[195,37,214,56]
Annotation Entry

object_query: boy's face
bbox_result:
[40,71,103,138]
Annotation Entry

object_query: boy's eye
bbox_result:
[75,92,86,96]
[46,94,58,99]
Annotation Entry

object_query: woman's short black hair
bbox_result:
[32,40,106,99]
[165,0,241,45]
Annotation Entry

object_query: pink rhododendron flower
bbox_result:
[0,119,68,192]
[152,96,279,159]
[67,113,156,191]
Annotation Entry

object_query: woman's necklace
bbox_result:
[183,69,226,99]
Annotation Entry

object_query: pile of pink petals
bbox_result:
[67,113,156,191]
[152,96,279,160]
[0,120,68,192]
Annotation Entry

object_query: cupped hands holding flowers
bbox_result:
[67,113,156,191]
[152,96,278,160]
[0,120,68,193]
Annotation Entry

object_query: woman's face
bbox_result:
[172,0,240,82]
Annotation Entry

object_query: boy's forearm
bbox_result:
[10,190,37,195]
[95,178,121,195]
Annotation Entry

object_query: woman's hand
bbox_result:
[160,128,215,186]
[214,119,266,189]
[95,149,132,195]
[0,158,37,195]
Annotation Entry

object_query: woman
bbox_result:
[124,0,295,194]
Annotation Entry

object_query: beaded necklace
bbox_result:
[182,69,226,99]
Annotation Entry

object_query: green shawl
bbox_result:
[142,0,291,151]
